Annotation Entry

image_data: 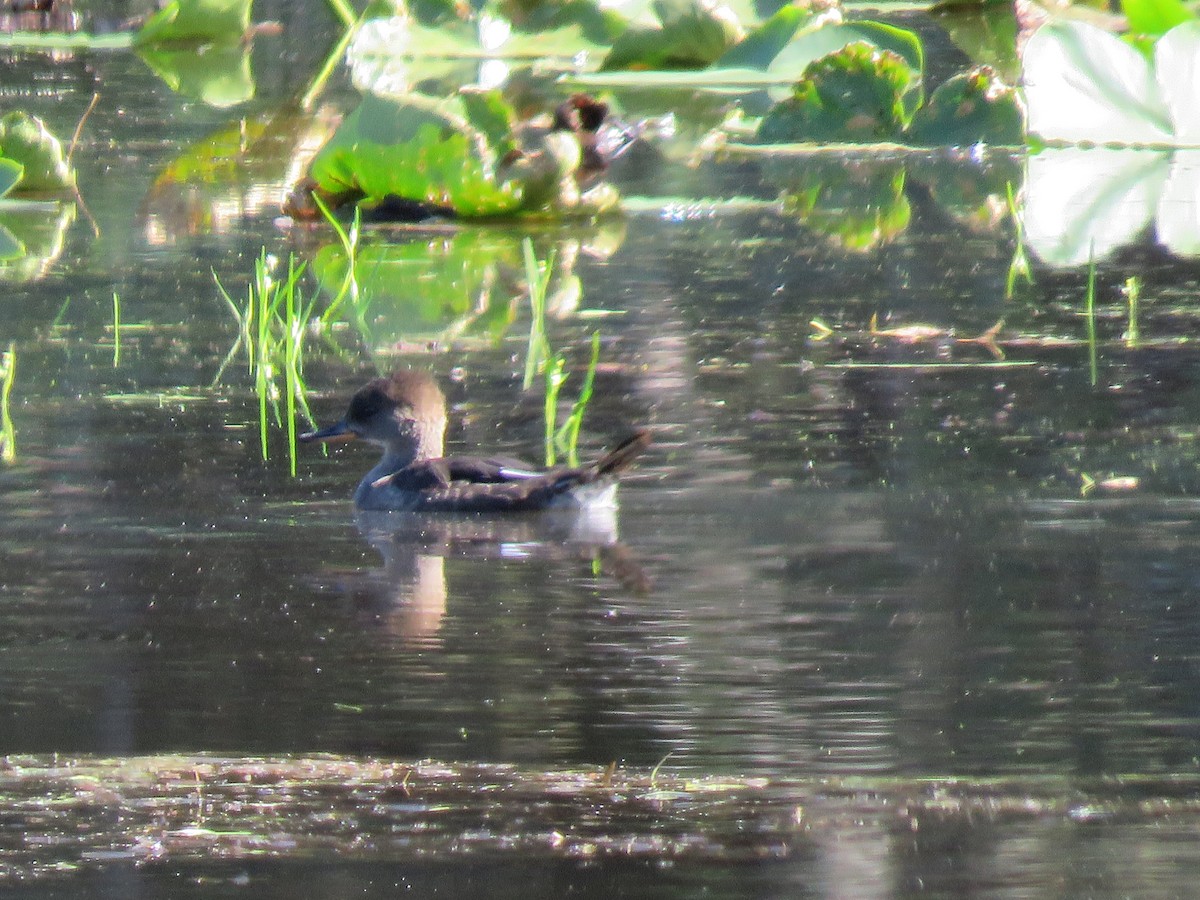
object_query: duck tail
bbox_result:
[592,429,651,478]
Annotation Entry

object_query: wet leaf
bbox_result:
[137,43,255,107]
[1022,20,1173,144]
[0,157,21,199]
[714,4,822,69]
[1156,22,1200,143]
[1023,147,1168,266]
[0,222,21,261]
[1121,0,1192,41]
[133,0,252,47]
[933,2,1020,82]
[0,203,75,281]
[0,113,74,192]
[765,20,923,105]
[307,93,523,217]
[907,66,1024,147]
[600,0,745,70]
[756,42,912,143]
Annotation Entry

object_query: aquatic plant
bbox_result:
[287,91,620,221]
[111,291,121,369]
[0,342,14,463]
[1123,276,1141,348]
[1085,252,1098,387]
[1005,182,1033,299]
[214,251,317,476]
[522,238,600,467]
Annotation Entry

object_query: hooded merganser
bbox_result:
[301,370,650,512]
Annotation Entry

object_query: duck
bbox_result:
[300,369,650,512]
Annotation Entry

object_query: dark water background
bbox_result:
[5,1,1200,896]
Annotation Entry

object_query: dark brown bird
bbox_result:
[301,370,649,512]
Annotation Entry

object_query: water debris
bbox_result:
[2,755,1200,882]
[809,315,1007,360]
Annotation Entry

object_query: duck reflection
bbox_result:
[341,506,649,646]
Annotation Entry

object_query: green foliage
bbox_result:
[715,4,816,69]
[133,0,252,46]
[907,66,1023,147]
[521,238,599,467]
[1022,19,1200,145]
[137,44,255,107]
[308,93,523,217]
[0,342,13,464]
[214,252,317,476]
[777,158,911,251]
[600,0,745,70]
[756,42,912,143]
[0,113,74,192]
[1122,0,1193,42]
[0,159,21,199]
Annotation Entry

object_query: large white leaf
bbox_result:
[1023,21,1172,144]
[1155,22,1200,143]
[1023,147,1169,266]
[1155,150,1200,255]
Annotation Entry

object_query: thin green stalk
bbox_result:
[522,237,551,391]
[1124,275,1140,348]
[111,291,121,368]
[543,354,566,466]
[325,0,357,30]
[301,15,358,110]
[284,258,300,477]
[1085,251,1097,387]
[556,330,601,467]
[51,296,71,329]
[316,196,361,327]
[1005,182,1033,300]
[0,342,15,463]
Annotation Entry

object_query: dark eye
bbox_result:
[348,387,386,423]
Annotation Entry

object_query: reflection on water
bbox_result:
[7,1,1200,895]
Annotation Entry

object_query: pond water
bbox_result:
[5,1,1200,896]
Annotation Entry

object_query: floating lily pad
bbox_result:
[295,91,621,220]
[0,113,74,192]
[0,158,21,199]
[306,92,523,217]
[772,156,910,250]
[907,66,1023,147]
[137,43,255,107]
[1022,20,1177,145]
[756,42,912,143]
[0,203,75,281]
[133,0,252,46]
[600,0,745,70]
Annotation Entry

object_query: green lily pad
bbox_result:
[308,92,523,217]
[771,156,910,251]
[0,203,75,281]
[0,158,22,199]
[756,42,913,144]
[933,1,1020,82]
[137,43,255,107]
[600,0,745,70]
[1122,0,1193,42]
[0,113,74,193]
[715,4,819,70]
[0,222,21,261]
[907,66,1023,147]
[133,0,252,46]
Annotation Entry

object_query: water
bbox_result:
[5,2,1200,896]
